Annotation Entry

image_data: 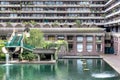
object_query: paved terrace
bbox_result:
[101,54,120,74]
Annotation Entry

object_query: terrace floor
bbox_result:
[101,54,120,74]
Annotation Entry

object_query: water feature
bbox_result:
[2,53,12,66]
[92,72,118,78]
[5,53,9,65]
[0,59,119,80]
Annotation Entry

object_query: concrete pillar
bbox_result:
[64,34,67,41]
[73,35,77,55]
[10,54,13,61]
[55,35,57,41]
[93,35,96,54]
[101,36,105,54]
[44,35,48,40]
[83,35,86,53]
[37,54,40,61]
[117,37,120,55]
[51,54,53,60]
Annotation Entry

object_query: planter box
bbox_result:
[33,48,56,54]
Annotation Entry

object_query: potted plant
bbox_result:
[75,20,81,28]
[52,21,59,28]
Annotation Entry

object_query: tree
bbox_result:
[0,39,5,60]
[24,29,44,48]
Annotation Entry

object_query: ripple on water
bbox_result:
[92,72,118,78]
[2,64,13,66]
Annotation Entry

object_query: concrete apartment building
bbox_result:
[0,0,119,56]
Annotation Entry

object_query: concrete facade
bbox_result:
[112,33,120,55]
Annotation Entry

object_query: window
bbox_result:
[77,36,83,42]
[87,43,93,52]
[68,43,73,52]
[77,43,83,52]
[48,35,55,41]
[57,35,64,40]
[96,44,102,52]
[10,14,17,17]
[67,35,73,40]
[87,36,93,42]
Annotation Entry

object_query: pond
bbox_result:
[0,59,120,80]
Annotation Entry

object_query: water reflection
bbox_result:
[0,59,120,80]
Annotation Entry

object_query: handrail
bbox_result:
[5,33,34,52]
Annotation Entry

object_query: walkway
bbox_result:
[101,54,120,74]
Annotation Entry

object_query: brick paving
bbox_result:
[101,54,120,74]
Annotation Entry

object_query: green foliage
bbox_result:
[20,50,36,61]
[24,29,44,48]
[0,39,5,61]
[22,20,37,26]
[0,68,5,79]
[43,41,57,49]
[43,40,68,51]
[0,53,5,61]
[75,20,81,27]
[6,22,11,25]
[30,20,37,25]
[23,21,30,25]
[52,21,59,27]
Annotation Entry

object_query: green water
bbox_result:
[0,59,120,80]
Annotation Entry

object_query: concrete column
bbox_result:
[101,36,105,54]
[37,54,40,61]
[64,34,67,41]
[83,35,86,53]
[73,35,77,55]
[118,37,120,55]
[55,35,57,41]
[93,35,96,54]
[51,54,53,60]
[44,35,48,40]
[10,54,13,61]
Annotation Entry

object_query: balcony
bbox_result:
[105,1,120,12]
[105,19,120,25]
[105,0,114,6]
[0,16,105,20]
[106,10,120,18]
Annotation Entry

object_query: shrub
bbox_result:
[20,50,37,61]
[0,53,5,61]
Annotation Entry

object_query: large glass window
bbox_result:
[67,35,73,40]
[77,43,83,52]
[10,14,17,17]
[77,36,83,42]
[96,44,102,52]
[87,36,93,42]
[87,43,93,52]
[48,35,55,41]
[57,35,64,40]
[1,1,9,5]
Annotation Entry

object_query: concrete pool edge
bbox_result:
[0,60,56,64]
[101,55,120,74]
[58,55,102,59]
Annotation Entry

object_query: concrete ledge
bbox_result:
[0,60,56,64]
[59,55,102,59]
